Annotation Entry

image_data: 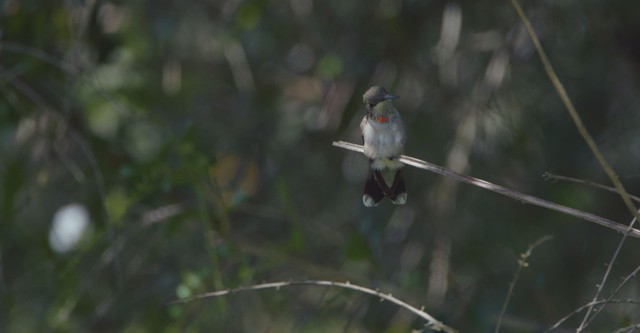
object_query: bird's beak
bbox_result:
[384,94,399,100]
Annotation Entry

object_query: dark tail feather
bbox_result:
[390,169,407,205]
[363,170,385,207]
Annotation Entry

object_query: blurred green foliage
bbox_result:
[2,0,640,332]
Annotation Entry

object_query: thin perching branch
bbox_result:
[332,141,640,239]
[170,280,457,333]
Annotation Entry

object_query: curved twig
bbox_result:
[170,280,457,333]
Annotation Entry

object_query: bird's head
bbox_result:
[363,86,399,115]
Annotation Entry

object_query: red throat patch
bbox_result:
[377,115,389,123]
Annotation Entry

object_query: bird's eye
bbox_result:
[367,102,374,108]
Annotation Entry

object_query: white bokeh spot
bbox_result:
[49,203,91,253]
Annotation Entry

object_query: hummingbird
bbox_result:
[360,86,407,207]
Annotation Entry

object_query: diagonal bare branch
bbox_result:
[506,2,640,329]
[333,141,640,238]
[508,0,638,221]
